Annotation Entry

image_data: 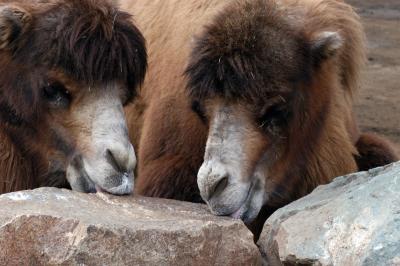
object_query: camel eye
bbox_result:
[258,97,289,134]
[43,82,71,108]
[191,100,207,123]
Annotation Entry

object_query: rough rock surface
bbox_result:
[258,162,400,266]
[0,188,261,266]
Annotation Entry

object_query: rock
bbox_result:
[0,188,261,265]
[258,162,400,266]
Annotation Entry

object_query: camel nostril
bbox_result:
[105,144,136,173]
[209,175,229,200]
[105,144,136,174]
[105,148,124,172]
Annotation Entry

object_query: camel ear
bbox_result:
[310,31,343,66]
[0,5,31,50]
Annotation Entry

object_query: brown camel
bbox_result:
[123,0,398,237]
[0,0,147,195]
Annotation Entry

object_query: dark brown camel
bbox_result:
[0,0,147,195]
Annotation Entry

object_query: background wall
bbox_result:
[349,0,400,154]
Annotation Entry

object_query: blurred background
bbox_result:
[348,0,400,154]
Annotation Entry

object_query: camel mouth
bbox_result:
[228,182,256,223]
[66,156,134,196]
[84,171,134,196]
[97,172,134,195]
[206,179,264,224]
[203,179,261,224]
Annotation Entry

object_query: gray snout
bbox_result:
[199,172,229,202]
[98,143,136,195]
[197,161,249,216]
[105,142,136,174]
[197,161,230,202]
[67,142,136,195]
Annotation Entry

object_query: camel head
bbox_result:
[0,0,147,194]
[186,0,346,223]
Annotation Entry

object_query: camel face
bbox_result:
[38,73,137,195]
[0,0,146,194]
[186,0,351,223]
[194,96,292,223]
[191,30,343,222]
[196,100,269,223]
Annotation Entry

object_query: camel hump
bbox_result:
[355,132,399,171]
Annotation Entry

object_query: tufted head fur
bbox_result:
[0,0,147,194]
[185,0,366,224]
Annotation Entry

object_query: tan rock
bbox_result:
[0,188,261,265]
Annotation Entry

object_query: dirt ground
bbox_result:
[347,0,400,154]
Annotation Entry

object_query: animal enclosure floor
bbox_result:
[348,0,400,154]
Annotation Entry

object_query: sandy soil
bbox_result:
[347,0,400,154]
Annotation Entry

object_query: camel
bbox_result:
[123,0,398,237]
[0,0,147,195]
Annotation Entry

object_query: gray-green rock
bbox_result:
[258,162,400,266]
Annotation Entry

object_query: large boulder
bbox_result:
[0,188,261,265]
[258,162,400,266]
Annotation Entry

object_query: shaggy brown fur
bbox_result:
[123,0,228,202]
[356,133,399,171]
[123,0,398,236]
[0,0,146,193]
[185,0,368,202]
